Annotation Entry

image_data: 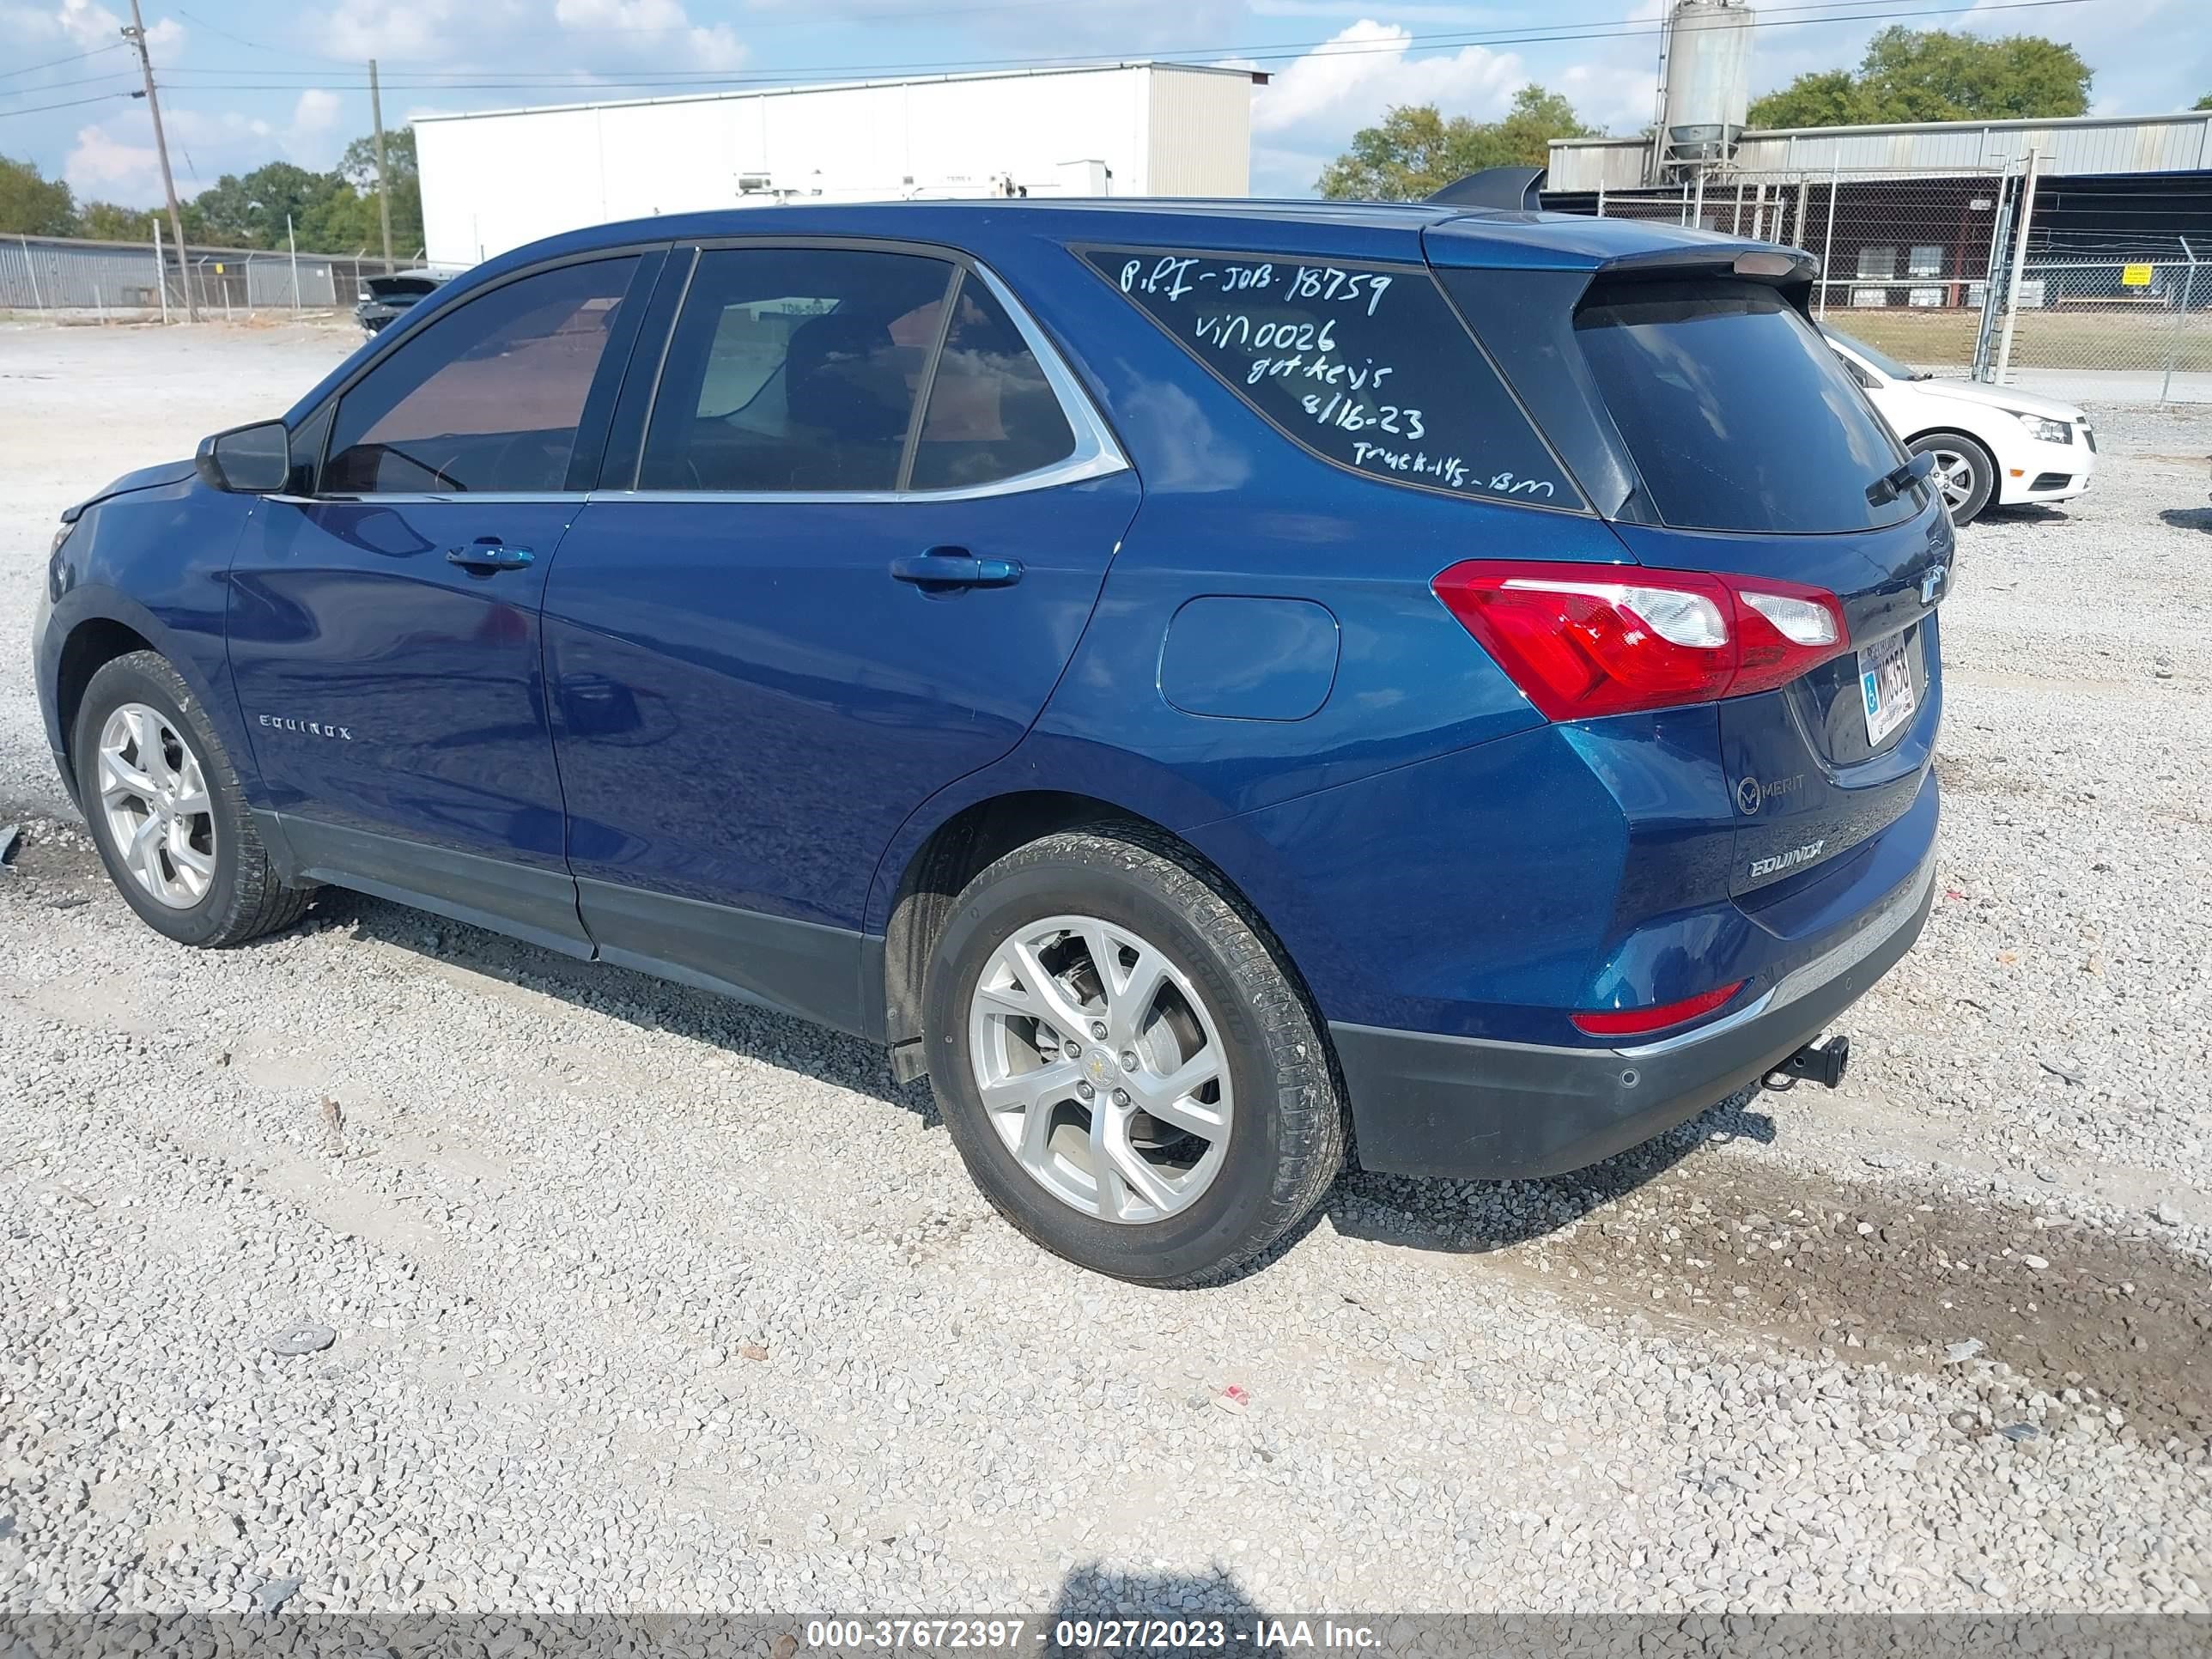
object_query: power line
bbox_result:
[159,0,1974,82]
[0,91,137,118]
[0,40,127,81]
[150,0,2104,97]
[0,70,145,100]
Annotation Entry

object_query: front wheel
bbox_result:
[1909,431,1996,525]
[73,650,312,947]
[923,830,1345,1285]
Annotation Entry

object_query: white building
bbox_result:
[416,62,1262,267]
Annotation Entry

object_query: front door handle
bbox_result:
[889,548,1023,590]
[447,540,535,574]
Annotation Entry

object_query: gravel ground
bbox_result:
[2,320,2209,1620]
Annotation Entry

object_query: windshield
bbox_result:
[1820,325,1923,382]
[1576,280,1916,535]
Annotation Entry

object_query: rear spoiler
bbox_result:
[1426,166,1546,213]
[1591,245,1820,287]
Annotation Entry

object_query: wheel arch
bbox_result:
[42,583,265,817]
[876,788,1328,1088]
[1905,426,2000,511]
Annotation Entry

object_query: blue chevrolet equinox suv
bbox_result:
[35,186,1948,1283]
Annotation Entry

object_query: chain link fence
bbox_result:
[2,232,435,323]
[1563,166,2211,402]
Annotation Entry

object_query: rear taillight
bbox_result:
[1432,561,1850,720]
[1571,981,1746,1038]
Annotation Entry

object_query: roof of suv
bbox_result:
[476,197,1786,283]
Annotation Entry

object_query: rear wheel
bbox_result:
[73,650,312,947]
[1909,431,1995,525]
[923,829,1343,1285]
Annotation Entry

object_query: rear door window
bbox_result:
[640,246,953,493]
[1084,247,1579,510]
[1574,279,1913,534]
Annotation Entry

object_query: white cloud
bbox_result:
[1556,59,1659,135]
[1251,0,1497,17]
[21,0,185,50]
[554,0,745,70]
[315,0,460,59]
[61,122,161,198]
[62,101,318,202]
[289,88,342,134]
[1251,19,1524,136]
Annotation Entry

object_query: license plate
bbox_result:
[1858,634,1917,747]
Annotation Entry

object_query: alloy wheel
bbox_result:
[1928,447,1978,514]
[96,702,218,909]
[968,913,1232,1224]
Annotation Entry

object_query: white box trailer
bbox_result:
[416,62,1261,267]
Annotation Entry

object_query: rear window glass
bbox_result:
[1083,247,1579,510]
[1575,280,1913,534]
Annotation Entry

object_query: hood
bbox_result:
[59,458,198,523]
[1911,375,2084,422]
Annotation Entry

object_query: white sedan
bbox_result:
[1822,325,2097,526]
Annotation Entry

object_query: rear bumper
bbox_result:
[1333,847,1936,1179]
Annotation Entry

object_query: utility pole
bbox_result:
[123,0,197,322]
[369,58,394,274]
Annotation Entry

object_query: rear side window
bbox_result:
[910,274,1076,490]
[324,256,638,494]
[641,246,952,493]
[1083,247,1578,509]
[1574,280,1912,534]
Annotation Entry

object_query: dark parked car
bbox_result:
[355,270,447,334]
[36,188,1948,1284]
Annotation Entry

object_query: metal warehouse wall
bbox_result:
[1549,111,2212,192]
[416,64,1253,267]
[1146,69,1253,198]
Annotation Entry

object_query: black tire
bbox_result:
[1909,430,1996,526]
[72,650,313,947]
[923,827,1345,1285]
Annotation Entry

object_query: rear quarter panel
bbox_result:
[863,227,1641,1018]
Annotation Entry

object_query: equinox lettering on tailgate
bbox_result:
[1750,839,1826,879]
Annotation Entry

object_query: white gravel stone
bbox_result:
[1,322,2207,1620]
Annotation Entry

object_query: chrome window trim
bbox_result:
[274,491,594,506]
[611,249,1128,507]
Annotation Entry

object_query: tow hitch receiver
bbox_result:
[1765,1035,1850,1091]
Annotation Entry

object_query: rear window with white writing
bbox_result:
[1083,247,1579,509]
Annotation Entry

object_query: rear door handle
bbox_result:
[447,541,535,574]
[889,548,1023,590]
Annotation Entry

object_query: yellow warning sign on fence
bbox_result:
[2122,263,2154,287]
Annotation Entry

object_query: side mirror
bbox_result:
[195,420,291,495]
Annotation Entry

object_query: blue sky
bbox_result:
[3,0,2206,208]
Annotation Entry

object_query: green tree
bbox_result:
[2195,92,2212,111]
[1748,27,2091,127]
[185,160,348,248]
[0,155,77,236]
[331,126,423,257]
[74,200,158,242]
[1318,86,1598,201]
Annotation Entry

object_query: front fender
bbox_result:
[37,477,257,811]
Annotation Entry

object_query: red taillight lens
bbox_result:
[1571,981,1746,1038]
[1432,561,1850,720]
